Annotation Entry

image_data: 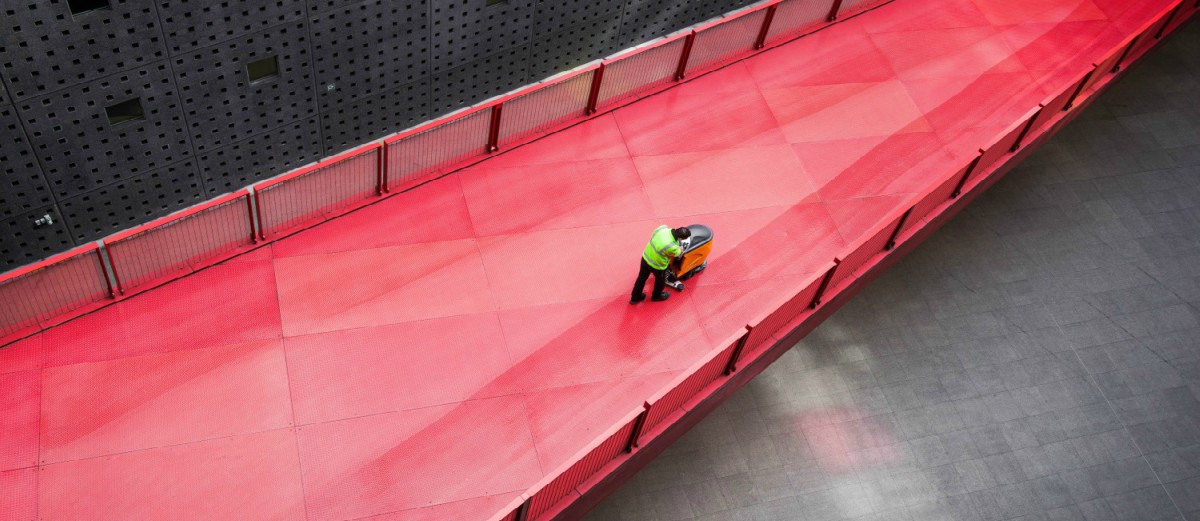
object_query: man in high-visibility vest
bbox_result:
[631,225,691,304]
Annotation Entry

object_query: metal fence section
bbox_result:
[526,412,641,520]
[256,144,381,240]
[904,167,964,235]
[744,273,826,349]
[765,0,835,44]
[385,108,492,192]
[686,8,769,74]
[105,192,255,293]
[498,69,595,146]
[0,245,111,340]
[828,213,903,292]
[640,339,741,435]
[595,35,690,110]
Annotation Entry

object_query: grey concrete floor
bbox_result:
[584,20,1200,521]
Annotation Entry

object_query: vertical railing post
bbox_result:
[1156,3,1183,39]
[755,4,779,49]
[1064,67,1095,109]
[378,142,389,195]
[97,241,123,297]
[244,192,258,244]
[1111,35,1142,73]
[810,260,840,308]
[885,207,914,251]
[827,0,844,21]
[586,63,606,115]
[1010,110,1041,152]
[626,403,652,452]
[723,327,752,375]
[253,189,266,241]
[95,242,119,298]
[513,497,532,521]
[952,154,983,198]
[487,104,504,153]
[675,32,696,81]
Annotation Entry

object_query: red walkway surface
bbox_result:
[0,0,1183,519]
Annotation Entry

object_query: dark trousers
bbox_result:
[632,258,667,298]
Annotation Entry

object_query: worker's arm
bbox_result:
[666,243,682,258]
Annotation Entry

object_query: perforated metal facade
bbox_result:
[0,0,759,268]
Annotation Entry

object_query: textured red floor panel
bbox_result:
[484,297,708,395]
[523,373,677,470]
[38,429,305,521]
[477,222,653,310]
[274,240,494,336]
[1001,21,1124,73]
[748,27,898,89]
[284,313,511,425]
[761,81,932,143]
[0,334,41,375]
[633,145,819,217]
[482,114,632,169]
[43,261,283,367]
[0,467,37,521]
[296,397,540,521]
[273,175,477,258]
[903,71,1050,132]
[870,26,1027,80]
[614,67,787,156]
[794,132,959,200]
[858,0,992,33]
[39,339,292,464]
[364,493,525,521]
[461,157,656,236]
[970,0,1107,25]
[0,371,39,472]
[824,194,915,242]
[688,274,818,341]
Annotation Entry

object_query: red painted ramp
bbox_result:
[1,0,1190,519]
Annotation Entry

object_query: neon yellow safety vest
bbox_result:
[642,225,681,270]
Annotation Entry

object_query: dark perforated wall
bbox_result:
[0,0,759,268]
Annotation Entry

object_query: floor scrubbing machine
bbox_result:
[665,224,714,291]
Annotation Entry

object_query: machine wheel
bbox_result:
[679,262,707,281]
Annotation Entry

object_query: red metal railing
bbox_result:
[0,244,111,340]
[255,143,381,240]
[1,4,1194,519]
[105,191,255,293]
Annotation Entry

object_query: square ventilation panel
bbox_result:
[173,21,318,153]
[310,0,430,111]
[1,105,53,219]
[431,0,536,73]
[619,0,692,47]
[197,116,324,195]
[529,18,621,80]
[1,204,75,270]
[58,160,203,243]
[0,0,169,99]
[531,0,624,38]
[321,78,430,154]
[156,0,307,54]
[430,44,532,117]
[18,62,194,199]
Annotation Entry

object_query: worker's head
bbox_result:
[672,227,691,240]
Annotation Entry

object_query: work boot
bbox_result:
[651,291,670,302]
[630,293,646,304]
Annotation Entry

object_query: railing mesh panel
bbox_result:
[765,0,833,44]
[687,10,767,74]
[259,148,379,239]
[499,73,593,146]
[107,196,253,292]
[386,109,491,191]
[0,250,108,337]
[596,37,688,110]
